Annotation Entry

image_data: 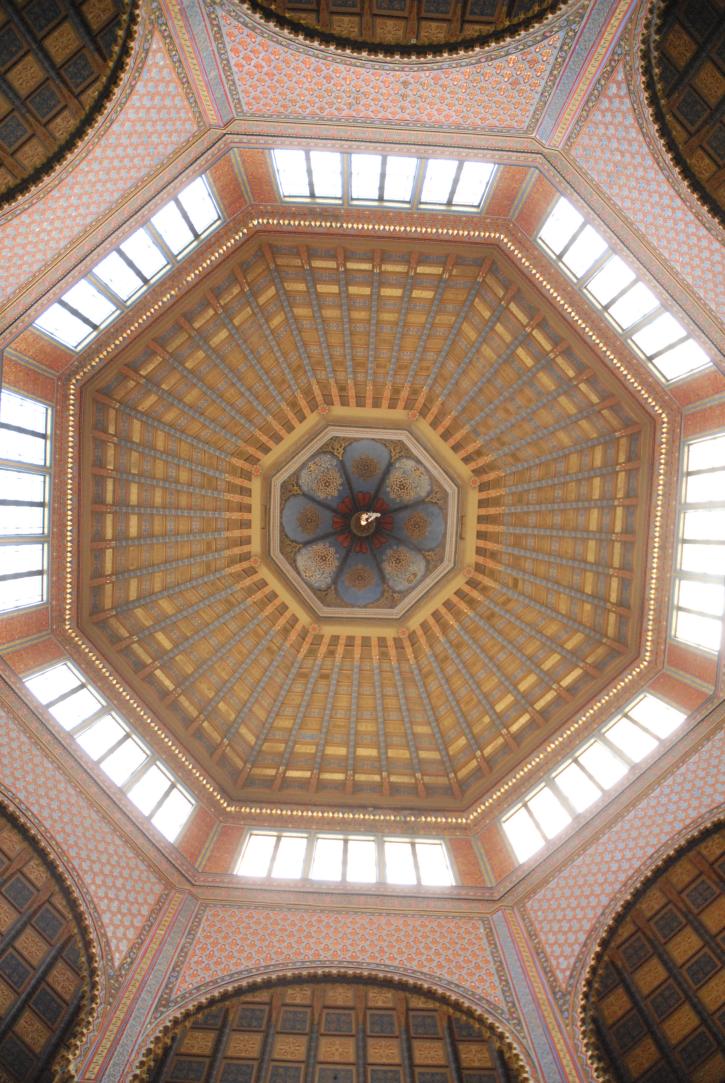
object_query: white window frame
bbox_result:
[671,432,725,654]
[23,660,196,843]
[270,149,497,213]
[536,195,712,384]
[32,174,222,352]
[234,829,456,886]
[501,691,686,864]
[0,390,51,614]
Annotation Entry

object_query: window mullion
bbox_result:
[578,247,612,289]
[302,833,315,879]
[269,833,282,877]
[647,332,689,362]
[410,159,426,210]
[68,704,112,737]
[143,220,177,265]
[598,730,635,769]
[85,271,128,311]
[57,297,97,332]
[95,732,130,767]
[446,161,465,207]
[546,776,580,820]
[557,220,587,262]
[625,306,664,340]
[146,780,176,821]
[410,841,422,886]
[120,754,155,795]
[378,156,387,202]
[114,243,152,284]
[305,152,315,199]
[42,681,86,711]
[173,197,199,240]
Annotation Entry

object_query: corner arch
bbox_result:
[574,816,724,1081]
[131,964,536,1082]
[0,790,104,1082]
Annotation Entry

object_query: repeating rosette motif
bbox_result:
[281,439,445,607]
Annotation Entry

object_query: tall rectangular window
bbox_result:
[673,433,725,652]
[0,390,51,613]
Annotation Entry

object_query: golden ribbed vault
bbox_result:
[77,234,654,810]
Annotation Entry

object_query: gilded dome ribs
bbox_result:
[76,236,655,809]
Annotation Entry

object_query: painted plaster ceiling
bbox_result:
[239,0,564,55]
[0,0,139,207]
[76,232,656,811]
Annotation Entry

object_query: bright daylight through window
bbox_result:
[502,692,686,863]
[272,150,496,211]
[24,661,195,842]
[0,390,51,614]
[33,175,221,350]
[537,196,711,383]
[236,831,455,886]
[673,433,725,653]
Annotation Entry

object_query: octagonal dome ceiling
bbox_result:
[76,233,656,810]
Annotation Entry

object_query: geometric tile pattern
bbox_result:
[175,907,503,1011]
[0,0,138,206]
[149,979,522,1083]
[0,806,90,1083]
[584,826,725,1083]
[572,62,725,317]
[0,32,198,303]
[220,15,565,131]
[525,725,725,989]
[0,704,163,964]
[77,237,653,810]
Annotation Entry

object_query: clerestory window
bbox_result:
[24,660,195,842]
[501,691,686,863]
[537,196,712,384]
[235,830,455,886]
[33,175,222,351]
[271,149,496,211]
[673,432,725,653]
[0,390,51,613]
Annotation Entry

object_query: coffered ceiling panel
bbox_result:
[76,234,655,810]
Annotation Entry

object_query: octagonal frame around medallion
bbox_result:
[251,406,478,636]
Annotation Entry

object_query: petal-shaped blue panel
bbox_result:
[390,503,445,551]
[295,538,345,591]
[282,495,336,544]
[336,549,383,606]
[382,457,432,509]
[380,544,427,594]
[343,439,391,496]
[298,453,349,508]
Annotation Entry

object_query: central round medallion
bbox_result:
[270,428,459,618]
[350,510,382,538]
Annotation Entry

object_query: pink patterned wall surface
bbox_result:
[0,706,164,965]
[0,33,198,304]
[571,62,724,317]
[176,906,503,1009]
[220,15,563,130]
[525,727,725,988]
